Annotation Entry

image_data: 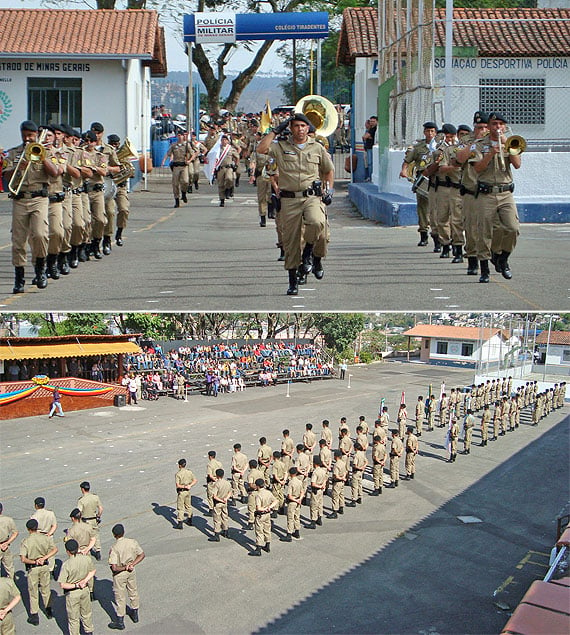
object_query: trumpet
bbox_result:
[8,130,48,196]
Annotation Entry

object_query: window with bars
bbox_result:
[436,341,448,355]
[480,78,545,125]
[461,343,474,357]
[27,78,82,128]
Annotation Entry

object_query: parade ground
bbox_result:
[0,173,568,312]
[2,362,568,634]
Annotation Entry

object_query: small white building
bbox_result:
[535,331,570,374]
[0,9,166,164]
[403,324,519,368]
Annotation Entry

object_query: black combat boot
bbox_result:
[479,259,490,283]
[248,546,262,556]
[327,511,338,518]
[280,533,293,541]
[115,227,123,246]
[466,256,478,275]
[235,174,240,188]
[108,616,125,630]
[102,236,112,255]
[91,238,102,259]
[277,247,285,261]
[78,244,88,262]
[181,191,187,203]
[306,521,316,529]
[174,521,183,530]
[499,251,512,279]
[292,530,301,539]
[301,243,314,273]
[418,231,429,246]
[452,245,463,263]
[313,256,324,280]
[128,607,139,623]
[58,252,70,275]
[286,269,298,296]
[194,180,199,191]
[174,198,180,208]
[69,246,79,268]
[46,254,60,279]
[259,215,266,227]
[297,266,307,285]
[491,252,501,272]
[219,199,225,207]
[34,258,48,289]
[208,533,220,542]
[185,517,193,526]
[229,187,234,198]
[13,267,25,294]
[262,542,270,552]
[432,234,441,252]
[440,244,451,258]
[338,507,344,515]
[187,185,193,193]
[27,614,40,626]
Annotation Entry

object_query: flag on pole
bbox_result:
[260,99,272,133]
[379,397,385,415]
[400,391,405,404]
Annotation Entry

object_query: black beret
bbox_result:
[290,112,312,126]
[441,123,457,135]
[473,111,489,124]
[423,121,437,130]
[65,539,79,552]
[70,508,81,519]
[26,519,39,530]
[34,497,45,507]
[250,119,259,126]
[107,134,120,144]
[90,122,104,132]
[80,481,90,489]
[457,124,472,133]
[488,112,508,124]
[39,125,55,134]
[52,123,67,133]
[84,131,97,142]
[255,478,265,488]
[20,120,38,132]
[112,523,124,536]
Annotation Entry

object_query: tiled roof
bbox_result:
[403,325,507,342]
[337,7,570,64]
[0,9,167,76]
[535,331,570,345]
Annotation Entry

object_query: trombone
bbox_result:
[8,129,48,196]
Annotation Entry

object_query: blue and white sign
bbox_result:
[184,11,329,43]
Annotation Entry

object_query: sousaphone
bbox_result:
[294,95,338,139]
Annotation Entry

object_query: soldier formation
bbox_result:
[3,120,134,294]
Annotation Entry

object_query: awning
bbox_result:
[0,341,142,361]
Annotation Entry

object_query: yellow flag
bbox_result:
[260,99,272,133]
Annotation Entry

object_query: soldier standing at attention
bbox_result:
[404,427,419,480]
[58,539,96,635]
[321,419,333,448]
[246,460,265,530]
[231,444,249,504]
[64,509,96,598]
[355,425,369,452]
[397,403,408,439]
[20,518,57,626]
[108,524,145,630]
[348,442,368,506]
[271,451,288,517]
[206,451,223,516]
[281,429,295,473]
[415,396,425,436]
[256,113,334,296]
[161,130,191,208]
[175,458,197,530]
[388,430,404,488]
[492,400,502,440]
[380,406,390,431]
[280,467,303,542]
[318,439,333,492]
[481,404,491,446]
[307,456,328,529]
[257,437,273,487]
[463,409,476,454]
[208,469,233,542]
[5,120,59,293]
[77,481,103,561]
[439,393,449,428]
[327,450,348,519]
[303,423,317,455]
[448,418,459,462]
[0,503,19,579]
[0,576,21,634]
[249,480,277,556]
[427,395,436,431]
[31,497,57,577]
[371,435,387,495]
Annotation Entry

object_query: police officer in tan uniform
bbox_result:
[161,130,191,207]
[371,434,387,495]
[208,469,233,542]
[271,451,288,516]
[249,479,277,556]
[31,497,57,576]
[175,458,197,530]
[108,524,145,630]
[249,132,272,227]
[5,120,59,293]
[107,134,133,247]
[206,451,223,515]
[306,456,328,528]
[60,125,85,268]
[0,576,21,634]
[77,481,103,560]
[388,430,404,487]
[257,113,334,295]
[187,131,206,193]
[82,131,108,259]
[404,427,419,479]
[231,443,249,504]
[399,121,438,247]
[0,503,18,579]
[471,112,521,282]
[214,135,240,207]
[58,539,96,635]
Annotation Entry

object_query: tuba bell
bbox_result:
[504,135,526,156]
[294,95,338,139]
[113,137,138,184]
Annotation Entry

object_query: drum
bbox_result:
[411,173,429,198]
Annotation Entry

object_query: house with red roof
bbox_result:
[0,9,167,158]
[535,331,570,373]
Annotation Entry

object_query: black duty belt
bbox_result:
[26,561,48,570]
[9,188,48,200]
[49,192,66,203]
[82,516,97,521]
[170,161,186,168]
[280,190,318,199]
[72,187,84,195]
[436,179,461,189]
[84,183,104,193]
[478,182,514,195]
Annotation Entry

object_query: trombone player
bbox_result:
[471,112,522,282]
[4,120,59,293]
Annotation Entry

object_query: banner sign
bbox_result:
[184,12,329,43]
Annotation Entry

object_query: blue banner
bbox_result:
[184,12,329,43]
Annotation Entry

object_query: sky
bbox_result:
[0,0,284,74]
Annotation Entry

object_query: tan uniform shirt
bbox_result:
[176,467,196,489]
[231,452,248,475]
[77,493,102,520]
[31,508,57,534]
[59,553,94,584]
[267,137,334,192]
[65,522,95,550]
[0,516,17,544]
[20,533,56,561]
[212,479,232,502]
[108,536,143,568]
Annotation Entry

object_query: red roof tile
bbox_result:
[338,7,570,65]
[0,9,166,76]
[535,331,570,345]
[403,325,507,342]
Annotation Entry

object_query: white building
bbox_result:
[0,9,166,170]
[403,324,519,369]
[535,331,570,374]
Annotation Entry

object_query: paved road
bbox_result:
[2,362,568,634]
[0,173,568,311]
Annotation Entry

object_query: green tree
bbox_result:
[313,313,365,355]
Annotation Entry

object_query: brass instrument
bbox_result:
[504,135,526,156]
[112,137,138,184]
[8,130,48,196]
[294,95,338,138]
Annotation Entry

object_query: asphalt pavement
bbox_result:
[1,362,568,634]
[0,172,568,311]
